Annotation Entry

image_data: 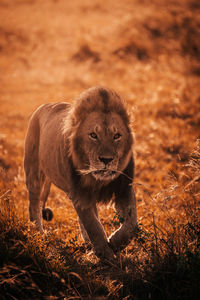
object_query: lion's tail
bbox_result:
[39,177,53,222]
[42,207,53,221]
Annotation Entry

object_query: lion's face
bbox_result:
[73,111,133,182]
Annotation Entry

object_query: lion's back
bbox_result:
[35,102,71,121]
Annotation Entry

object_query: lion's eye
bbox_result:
[113,133,121,140]
[89,132,98,140]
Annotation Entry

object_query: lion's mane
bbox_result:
[63,86,133,173]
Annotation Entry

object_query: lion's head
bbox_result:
[64,86,133,184]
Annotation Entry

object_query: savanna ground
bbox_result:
[0,0,200,299]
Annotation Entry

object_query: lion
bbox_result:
[24,86,137,261]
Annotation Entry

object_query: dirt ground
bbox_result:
[0,0,200,242]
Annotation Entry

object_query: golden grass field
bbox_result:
[0,0,200,299]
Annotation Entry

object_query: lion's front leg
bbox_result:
[109,189,137,252]
[73,203,115,261]
[78,205,98,243]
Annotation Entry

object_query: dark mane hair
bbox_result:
[63,86,131,133]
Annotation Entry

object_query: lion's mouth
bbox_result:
[92,169,117,180]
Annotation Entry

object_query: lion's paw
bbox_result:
[94,243,116,262]
[108,230,129,253]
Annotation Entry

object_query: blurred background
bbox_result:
[1,0,199,98]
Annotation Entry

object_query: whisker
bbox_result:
[78,169,94,175]
[106,168,133,181]
[78,165,133,181]
[78,165,98,175]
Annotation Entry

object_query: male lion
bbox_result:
[24,86,137,261]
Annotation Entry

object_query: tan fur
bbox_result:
[24,86,137,261]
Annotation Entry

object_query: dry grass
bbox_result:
[0,0,200,299]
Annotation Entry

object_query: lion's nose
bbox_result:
[99,156,113,165]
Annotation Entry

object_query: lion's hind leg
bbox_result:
[24,152,42,231]
[24,110,44,231]
[26,173,44,232]
[40,177,53,221]
[26,172,52,232]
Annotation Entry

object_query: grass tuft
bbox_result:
[0,145,199,299]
